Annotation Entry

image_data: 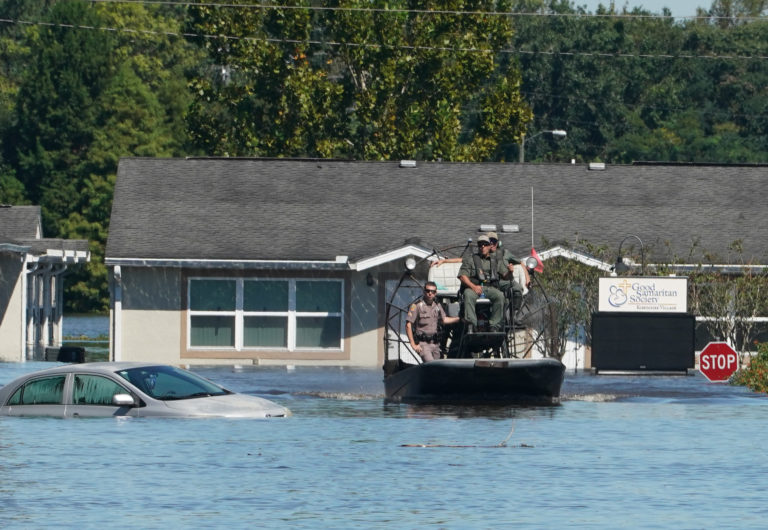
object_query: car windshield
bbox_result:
[116,365,231,400]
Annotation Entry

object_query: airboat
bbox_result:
[383,244,565,405]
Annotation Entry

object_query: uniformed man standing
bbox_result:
[458,234,508,332]
[406,281,459,362]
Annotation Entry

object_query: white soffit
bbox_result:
[352,245,432,271]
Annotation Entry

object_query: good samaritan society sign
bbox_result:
[598,277,688,313]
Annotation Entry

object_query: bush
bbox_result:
[731,343,768,394]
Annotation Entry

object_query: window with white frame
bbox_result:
[188,278,343,350]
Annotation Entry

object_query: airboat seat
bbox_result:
[427,261,466,317]
[511,264,529,296]
[427,261,462,297]
[459,330,506,356]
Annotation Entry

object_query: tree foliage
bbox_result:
[731,342,768,393]
[512,0,768,163]
[186,0,532,160]
[2,0,200,311]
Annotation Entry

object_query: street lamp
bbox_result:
[613,234,645,275]
[519,129,567,163]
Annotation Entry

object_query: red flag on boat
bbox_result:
[531,247,544,273]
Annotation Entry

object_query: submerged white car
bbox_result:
[0,362,291,418]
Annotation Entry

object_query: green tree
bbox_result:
[186,0,532,161]
[7,1,200,311]
[536,240,614,361]
[326,0,531,161]
[731,342,768,393]
[513,1,689,163]
[513,1,768,163]
[0,165,25,203]
[705,0,768,27]
[186,1,346,157]
[10,1,117,231]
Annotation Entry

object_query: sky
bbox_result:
[581,0,710,17]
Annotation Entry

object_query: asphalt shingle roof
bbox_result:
[1,205,89,256]
[0,205,41,242]
[106,158,768,265]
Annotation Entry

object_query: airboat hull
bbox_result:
[384,357,566,405]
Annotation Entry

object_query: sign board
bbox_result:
[599,277,687,313]
[591,313,695,372]
[699,342,739,382]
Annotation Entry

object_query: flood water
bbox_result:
[1,359,766,529]
[61,314,110,361]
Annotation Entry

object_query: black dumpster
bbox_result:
[57,346,86,363]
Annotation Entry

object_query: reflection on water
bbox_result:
[1,363,767,528]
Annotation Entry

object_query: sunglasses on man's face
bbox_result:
[424,288,437,294]
[478,242,490,247]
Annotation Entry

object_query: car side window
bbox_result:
[73,374,127,405]
[8,375,66,405]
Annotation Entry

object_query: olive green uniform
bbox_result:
[495,248,524,301]
[457,252,507,330]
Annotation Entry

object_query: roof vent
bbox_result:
[588,162,606,171]
[399,160,416,168]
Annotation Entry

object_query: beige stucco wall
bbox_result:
[115,267,182,364]
[343,271,380,366]
[120,309,182,364]
[0,255,24,362]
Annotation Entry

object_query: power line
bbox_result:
[520,90,768,121]
[2,18,767,61]
[89,0,768,22]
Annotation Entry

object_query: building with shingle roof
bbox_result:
[0,205,90,362]
[105,158,768,368]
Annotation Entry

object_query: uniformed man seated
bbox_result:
[457,235,509,333]
[406,281,460,362]
[487,231,529,311]
[431,232,529,314]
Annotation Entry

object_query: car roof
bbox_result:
[0,363,190,401]
[3,362,171,381]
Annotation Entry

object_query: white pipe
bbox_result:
[52,265,68,347]
[41,264,53,353]
[19,255,31,362]
[25,262,43,361]
[35,264,52,360]
[112,266,122,362]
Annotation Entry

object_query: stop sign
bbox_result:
[699,342,739,382]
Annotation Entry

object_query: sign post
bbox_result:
[699,342,739,382]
